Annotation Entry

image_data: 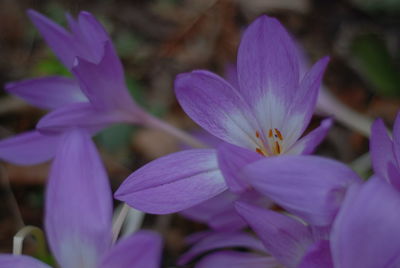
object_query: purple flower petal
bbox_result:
[0,254,50,268]
[286,118,333,155]
[100,230,162,268]
[370,118,396,182]
[27,9,76,68]
[196,251,278,268]
[180,191,236,222]
[297,240,333,268]
[207,207,248,231]
[178,231,266,265]
[5,76,87,110]
[243,155,362,226]
[72,41,141,114]
[28,10,110,69]
[235,202,313,268]
[237,15,299,108]
[115,149,227,214]
[0,131,59,165]
[45,129,112,268]
[331,178,400,268]
[284,56,330,142]
[175,70,260,150]
[392,112,400,168]
[67,11,110,64]
[37,102,131,134]
[217,143,262,193]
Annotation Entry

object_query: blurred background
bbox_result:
[0,0,399,266]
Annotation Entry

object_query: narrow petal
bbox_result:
[286,118,333,155]
[196,251,277,268]
[217,143,262,193]
[37,102,131,134]
[27,9,77,69]
[235,202,313,268]
[370,118,396,182]
[283,56,330,144]
[115,149,227,214]
[175,70,260,150]
[297,240,333,268]
[331,178,400,268]
[100,230,162,268]
[5,76,87,110]
[0,131,59,165]
[178,231,266,265]
[243,155,362,226]
[45,130,112,268]
[68,11,110,64]
[0,254,50,268]
[237,15,299,108]
[72,41,140,114]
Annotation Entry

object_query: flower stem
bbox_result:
[143,114,206,148]
[13,225,47,259]
[111,203,130,244]
[316,88,373,137]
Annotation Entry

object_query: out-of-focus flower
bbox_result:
[115,15,332,215]
[0,130,162,268]
[370,111,400,190]
[0,10,149,165]
[233,177,400,268]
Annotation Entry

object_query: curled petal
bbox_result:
[115,149,227,214]
[45,129,112,268]
[243,155,362,226]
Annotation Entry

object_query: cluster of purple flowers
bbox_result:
[0,9,399,268]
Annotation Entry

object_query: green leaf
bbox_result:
[350,33,400,97]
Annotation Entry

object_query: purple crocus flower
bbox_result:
[0,129,162,268]
[234,176,400,268]
[0,10,148,165]
[178,230,280,268]
[370,111,400,190]
[115,15,331,214]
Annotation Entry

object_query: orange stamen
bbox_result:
[274,128,283,141]
[256,131,260,138]
[274,141,281,154]
[268,129,273,138]
[256,148,265,156]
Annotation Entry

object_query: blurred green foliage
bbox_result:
[350,33,400,97]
